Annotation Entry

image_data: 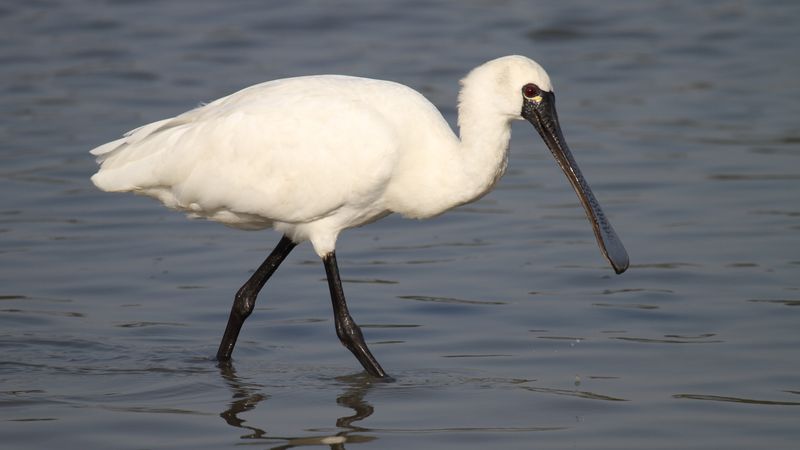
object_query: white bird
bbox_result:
[91,55,628,378]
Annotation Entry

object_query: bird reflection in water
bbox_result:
[218,364,377,448]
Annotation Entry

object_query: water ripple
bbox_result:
[521,385,628,402]
[748,298,800,307]
[614,335,723,344]
[397,295,506,305]
[674,394,800,406]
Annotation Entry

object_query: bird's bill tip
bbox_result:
[606,238,630,274]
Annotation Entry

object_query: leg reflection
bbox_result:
[218,365,380,448]
[334,373,375,432]
[218,363,268,440]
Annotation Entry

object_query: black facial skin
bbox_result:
[521,87,629,274]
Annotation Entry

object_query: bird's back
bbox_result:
[91,75,452,229]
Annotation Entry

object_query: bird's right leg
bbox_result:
[323,251,388,378]
[216,235,296,362]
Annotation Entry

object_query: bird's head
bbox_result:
[461,55,629,274]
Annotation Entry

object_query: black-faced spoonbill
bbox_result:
[91,55,628,378]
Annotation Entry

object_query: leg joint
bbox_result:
[335,315,365,347]
[232,287,258,318]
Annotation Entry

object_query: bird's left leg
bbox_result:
[322,251,388,378]
[216,235,296,362]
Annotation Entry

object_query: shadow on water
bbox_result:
[218,363,377,449]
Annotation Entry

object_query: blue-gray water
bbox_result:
[2,1,799,448]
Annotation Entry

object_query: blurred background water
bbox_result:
[1,1,799,449]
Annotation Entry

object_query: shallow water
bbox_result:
[2,1,799,449]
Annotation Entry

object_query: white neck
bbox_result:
[455,100,513,204]
[384,91,513,219]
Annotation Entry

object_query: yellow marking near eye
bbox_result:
[532,95,543,103]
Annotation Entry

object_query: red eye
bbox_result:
[522,83,540,99]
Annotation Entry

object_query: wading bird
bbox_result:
[91,55,628,378]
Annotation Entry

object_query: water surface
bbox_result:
[1,1,799,449]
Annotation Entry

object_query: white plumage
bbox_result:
[91,56,552,256]
[91,55,627,377]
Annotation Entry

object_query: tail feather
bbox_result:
[90,117,182,162]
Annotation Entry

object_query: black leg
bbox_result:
[216,235,296,362]
[323,251,388,378]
